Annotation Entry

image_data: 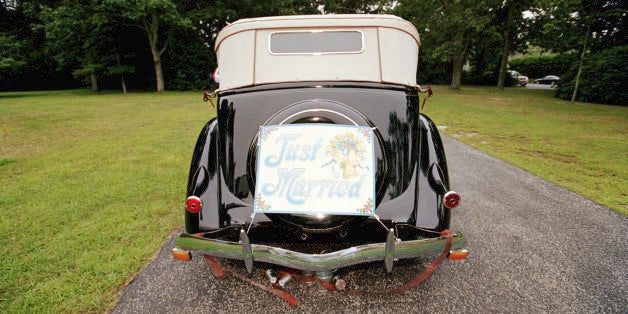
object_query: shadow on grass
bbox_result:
[0,92,51,99]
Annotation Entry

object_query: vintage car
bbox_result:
[172,14,467,288]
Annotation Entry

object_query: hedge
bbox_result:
[556,45,628,106]
[508,54,575,80]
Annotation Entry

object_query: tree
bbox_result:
[1,0,77,91]
[0,34,27,80]
[496,0,523,90]
[316,0,393,13]
[571,13,592,102]
[42,2,108,91]
[569,1,625,102]
[528,0,625,53]
[41,1,137,93]
[395,0,494,89]
[528,0,626,102]
[107,0,191,92]
[169,0,319,90]
[555,45,627,105]
[106,52,135,93]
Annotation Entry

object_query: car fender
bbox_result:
[185,118,221,233]
[416,114,451,230]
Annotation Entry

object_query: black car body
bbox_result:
[173,14,467,276]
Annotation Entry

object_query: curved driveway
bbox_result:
[113,135,627,313]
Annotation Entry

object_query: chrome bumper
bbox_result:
[174,231,466,272]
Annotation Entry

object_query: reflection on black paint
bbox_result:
[383,93,419,198]
[218,99,237,191]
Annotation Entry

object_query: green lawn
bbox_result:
[422,86,627,215]
[0,87,625,312]
[0,90,213,312]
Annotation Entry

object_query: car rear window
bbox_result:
[269,30,363,54]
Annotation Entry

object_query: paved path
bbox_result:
[113,135,627,313]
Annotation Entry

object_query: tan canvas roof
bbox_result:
[214,14,421,90]
[215,14,420,51]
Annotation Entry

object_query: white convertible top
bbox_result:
[214,14,421,90]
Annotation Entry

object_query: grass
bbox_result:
[0,87,625,312]
[422,86,627,215]
[0,90,214,312]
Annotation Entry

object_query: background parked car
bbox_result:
[517,75,529,86]
[535,75,560,86]
[508,70,529,86]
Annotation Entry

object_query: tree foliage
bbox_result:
[317,0,392,13]
[395,0,496,88]
[526,0,626,103]
[555,45,628,105]
[42,1,112,91]
[527,0,625,54]
[1,0,79,90]
[0,0,625,105]
[0,34,27,79]
[496,0,540,90]
[104,0,193,92]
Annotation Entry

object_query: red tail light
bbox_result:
[186,196,202,213]
[443,191,460,209]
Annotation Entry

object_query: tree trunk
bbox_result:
[498,2,516,90]
[153,56,164,92]
[90,71,98,92]
[450,37,470,89]
[145,13,166,92]
[572,17,592,102]
[121,75,127,94]
[451,54,464,89]
[116,53,128,94]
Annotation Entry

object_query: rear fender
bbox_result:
[416,114,451,230]
[185,118,221,233]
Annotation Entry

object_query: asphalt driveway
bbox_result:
[113,135,627,313]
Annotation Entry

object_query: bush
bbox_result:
[508,54,575,79]
[556,46,628,106]
[417,60,452,85]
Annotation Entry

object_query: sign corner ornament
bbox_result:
[254,124,376,216]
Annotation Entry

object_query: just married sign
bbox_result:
[254,124,376,216]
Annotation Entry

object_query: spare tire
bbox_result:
[246,99,387,233]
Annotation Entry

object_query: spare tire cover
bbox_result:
[247,99,387,233]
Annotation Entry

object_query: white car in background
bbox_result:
[509,70,529,86]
